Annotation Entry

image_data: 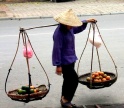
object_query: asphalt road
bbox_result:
[0,14,124,108]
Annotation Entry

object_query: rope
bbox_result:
[96,48,101,71]
[89,23,95,88]
[5,23,56,101]
[77,22,118,89]
[77,24,92,75]
[24,30,50,85]
[5,31,21,95]
[95,24,118,77]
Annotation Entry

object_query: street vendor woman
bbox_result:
[52,9,97,108]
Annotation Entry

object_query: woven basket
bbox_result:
[8,85,48,100]
[78,71,117,89]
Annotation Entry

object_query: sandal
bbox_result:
[61,102,73,108]
[60,99,83,108]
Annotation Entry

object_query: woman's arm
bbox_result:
[73,20,88,34]
[73,19,97,34]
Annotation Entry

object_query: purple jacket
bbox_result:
[52,20,87,66]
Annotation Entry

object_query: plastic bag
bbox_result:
[23,42,33,59]
[89,32,102,48]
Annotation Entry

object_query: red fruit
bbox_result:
[106,76,111,80]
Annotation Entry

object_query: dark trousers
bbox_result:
[61,62,78,102]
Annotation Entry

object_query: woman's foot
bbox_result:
[60,96,72,108]
[60,96,83,108]
[61,101,83,108]
[61,96,69,103]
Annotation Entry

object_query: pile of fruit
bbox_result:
[17,85,39,95]
[86,71,111,83]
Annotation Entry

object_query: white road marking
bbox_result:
[0,27,124,38]
[100,28,124,31]
[0,32,53,38]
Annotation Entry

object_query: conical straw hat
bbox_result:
[54,9,82,27]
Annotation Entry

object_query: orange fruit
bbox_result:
[99,71,104,76]
[93,79,99,83]
[92,75,95,79]
[99,79,102,82]
[102,78,107,82]
[34,88,39,93]
[106,76,111,80]
[93,72,99,77]
[99,75,103,79]
[30,86,35,89]
[97,71,101,74]
[95,76,100,79]
[94,72,99,76]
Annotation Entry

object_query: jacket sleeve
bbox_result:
[73,20,88,34]
[52,31,62,66]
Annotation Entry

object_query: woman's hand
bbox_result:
[56,66,62,75]
[87,18,97,23]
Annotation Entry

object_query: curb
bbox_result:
[0,12,124,21]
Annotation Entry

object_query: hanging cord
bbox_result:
[23,30,51,101]
[24,30,50,87]
[22,30,32,87]
[5,23,54,99]
[21,23,59,85]
[90,23,95,73]
[89,23,97,88]
[95,23,118,77]
[77,22,118,89]
[5,29,22,95]
[23,31,32,85]
[96,48,101,71]
[19,24,59,99]
[22,31,32,101]
[77,24,92,75]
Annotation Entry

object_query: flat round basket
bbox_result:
[78,71,117,89]
[7,85,48,102]
[77,23,118,89]
[5,28,51,103]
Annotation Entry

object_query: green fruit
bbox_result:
[21,86,35,94]
[30,89,34,93]
[26,89,34,94]
[21,86,30,91]
[17,89,27,94]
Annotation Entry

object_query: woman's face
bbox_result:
[66,25,73,30]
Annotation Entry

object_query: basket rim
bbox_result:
[78,71,117,89]
[7,84,49,102]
